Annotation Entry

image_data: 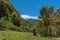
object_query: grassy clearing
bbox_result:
[0,31,58,40]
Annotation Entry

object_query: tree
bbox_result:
[38,6,54,37]
[11,12,20,27]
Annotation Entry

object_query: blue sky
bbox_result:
[10,0,60,16]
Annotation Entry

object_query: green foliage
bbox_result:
[0,0,31,32]
[35,6,60,37]
[0,18,18,31]
[20,18,31,32]
[38,6,54,36]
[11,13,20,26]
[0,0,31,33]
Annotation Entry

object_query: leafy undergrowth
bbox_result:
[0,31,58,40]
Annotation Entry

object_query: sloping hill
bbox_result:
[0,0,31,32]
[0,0,20,30]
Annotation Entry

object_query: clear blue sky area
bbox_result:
[10,0,60,16]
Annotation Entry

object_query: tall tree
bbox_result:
[38,6,54,36]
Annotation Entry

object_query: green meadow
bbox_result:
[0,31,58,40]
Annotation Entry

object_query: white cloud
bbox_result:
[21,15,38,19]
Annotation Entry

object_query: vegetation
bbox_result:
[35,6,60,37]
[0,0,60,40]
[0,31,58,40]
[0,0,31,32]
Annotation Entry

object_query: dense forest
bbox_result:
[0,0,32,32]
[0,0,60,38]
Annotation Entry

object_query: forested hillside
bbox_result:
[0,0,31,32]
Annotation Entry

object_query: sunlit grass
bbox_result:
[0,31,58,40]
